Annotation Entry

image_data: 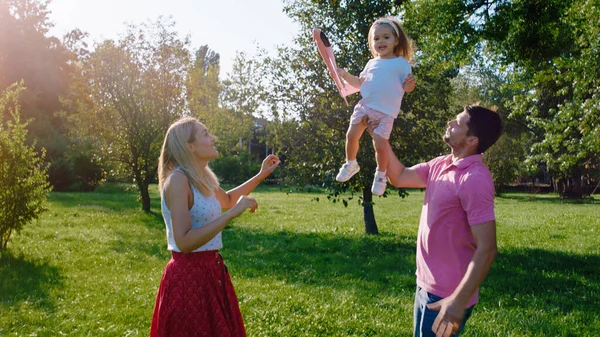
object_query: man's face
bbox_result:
[443,111,474,150]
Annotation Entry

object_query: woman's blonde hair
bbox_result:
[368,16,415,62]
[158,117,219,197]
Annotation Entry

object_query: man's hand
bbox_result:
[363,116,380,137]
[428,297,465,337]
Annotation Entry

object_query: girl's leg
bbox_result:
[372,134,391,172]
[346,122,367,161]
[371,133,391,196]
[336,121,367,182]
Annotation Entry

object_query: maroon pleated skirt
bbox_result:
[150,250,246,337]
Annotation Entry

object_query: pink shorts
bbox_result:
[350,103,395,139]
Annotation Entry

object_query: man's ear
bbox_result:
[467,135,479,150]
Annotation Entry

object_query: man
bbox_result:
[385,105,503,337]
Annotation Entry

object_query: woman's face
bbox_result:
[187,122,218,160]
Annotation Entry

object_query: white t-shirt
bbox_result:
[359,57,412,117]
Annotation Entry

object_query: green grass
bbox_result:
[1,185,599,336]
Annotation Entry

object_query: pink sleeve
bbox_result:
[413,161,431,185]
[458,168,496,225]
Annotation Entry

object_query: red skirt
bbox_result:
[150,250,246,337]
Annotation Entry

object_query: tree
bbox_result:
[186,45,222,131]
[187,48,258,157]
[0,0,93,190]
[64,17,190,211]
[0,82,51,251]
[220,51,266,155]
[515,0,600,194]
[404,0,600,194]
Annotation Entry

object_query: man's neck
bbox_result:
[451,147,478,162]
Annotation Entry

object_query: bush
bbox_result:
[0,83,51,250]
[45,137,105,192]
[210,152,262,185]
[484,134,524,195]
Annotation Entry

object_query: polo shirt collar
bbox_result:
[444,153,483,169]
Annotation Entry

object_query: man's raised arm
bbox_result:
[386,145,426,188]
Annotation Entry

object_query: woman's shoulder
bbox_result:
[164,169,191,192]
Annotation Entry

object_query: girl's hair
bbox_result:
[368,16,415,61]
[158,116,220,197]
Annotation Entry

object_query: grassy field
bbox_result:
[1,184,599,336]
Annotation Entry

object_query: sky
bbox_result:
[47,0,301,77]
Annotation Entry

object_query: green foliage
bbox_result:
[40,137,105,192]
[210,153,262,185]
[63,17,191,211]
[190,49,261,156]
[506,0,600,185]
[0,0,96,191]
[0,82,51,250]
[405,0,600,188]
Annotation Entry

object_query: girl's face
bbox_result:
[187,122,218,160]
[371,24,399,59]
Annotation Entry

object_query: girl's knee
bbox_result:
[347,125,365,140]
[372,136,390,150]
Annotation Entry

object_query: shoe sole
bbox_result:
[372,180,386,196]
[336,167,360,182]
[371,188,385,196]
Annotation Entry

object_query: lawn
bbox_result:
[1,184,599,336]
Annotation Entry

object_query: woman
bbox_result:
[150,117,279,337]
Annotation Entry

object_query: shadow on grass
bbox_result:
[497,193,563,204]
[0,252,63,312]
[109,209,169,259]
[498,192,599,205]
[484,247,600,313]
[221,228,418,295]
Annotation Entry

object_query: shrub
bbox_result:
[0,83,51,250]
[210,152,262,185]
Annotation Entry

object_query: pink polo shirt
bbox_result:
[414,154,496,307]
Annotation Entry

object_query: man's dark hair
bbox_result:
[465,105,503,154]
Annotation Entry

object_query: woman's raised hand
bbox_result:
[260,154,280,177]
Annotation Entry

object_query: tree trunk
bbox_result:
[140,182,151,213]
[362,187,378,235]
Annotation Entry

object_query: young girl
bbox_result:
[335,16,415,196]
[150,117,279,337]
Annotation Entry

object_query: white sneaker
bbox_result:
[371,174,387,196]
[335,162,360,182]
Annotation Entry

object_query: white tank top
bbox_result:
[161,169,223,252]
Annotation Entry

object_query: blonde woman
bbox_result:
[150,117,279,337]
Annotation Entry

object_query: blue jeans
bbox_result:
[413,286,475,337]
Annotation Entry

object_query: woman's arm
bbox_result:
[167,171,258,253]
[214,154,280,210]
